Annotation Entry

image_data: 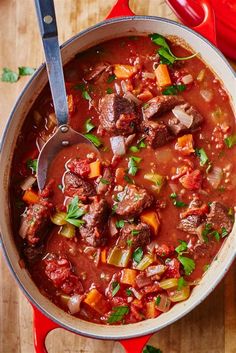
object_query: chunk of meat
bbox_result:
[118,222,151,249]
[19,200,53,245]
[99,94,138,134]
[178,215,204,235]
[80,198,110,246]
[168,103,204,136]
[135,272,152,289]
[207,201,233,234]
[142,95,184,120]
[23,244,44,263]
[64,172,96,200]
[44,255,83,295]
[116,185,153,217]
[67,158,91,178]
[143,120,173,148]
[84,62,110,81]
[178,199,207,235]
[96,167,112,195]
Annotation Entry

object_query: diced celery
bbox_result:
[169,285,190,302]
[159,278,178,290]
[60,223,76,238]
[136,254,154,270]
[51,212,67,225]
[144,173,165,193]
[107,247,132,267]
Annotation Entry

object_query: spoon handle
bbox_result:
[34,0,69,126]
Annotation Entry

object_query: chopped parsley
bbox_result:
[129,146,139,153]
[73,82,91,100]
[65,196,85,227]
[126,289,133,296]
[107,74,116,83]
[127,239,133,247]
[175,240,188,255]
[124,174,134,184]
[111,282,120,297]
[195,148,209,166]
[18,66,36,76]
[143,345,162,353]
[82,90,91,100]
[170,192,177,199]
[116,220,125,228]
[100,178,110,185]
[155,295,161,305]
[224,134,236,148]
[178,255,195,276]
[128,156,142,176]
[211,230,220,242]
[1,68,19,83]
[170,193,187,208]
[221,227,228,238]
[129,137,147,153]
[202,223,212,242]
[107,305,129,324]
[84,133,102,147]
[84,118,95,133]
[133,247,143,263]
[106,87,113,94]
[26,159,37,173]
[131,229,140,236]
[162,84,186,95]
[177,277,187,290]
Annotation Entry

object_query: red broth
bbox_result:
[10,35,235,325]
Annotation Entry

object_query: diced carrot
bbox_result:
[175,134,195,155]
[121,269,137,286]
[84,288,109,314]
[137,90,153,102]
[67,94,75,115]
[22,189,39,204]
[88,160,101,179]
[115,167,126,186]
[155,64,172,88]
[113,64,137,79]
[146,301,158,319]
[140,210,160,235]
[101,249,107,263]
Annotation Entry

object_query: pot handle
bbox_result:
[166,0,217,45]
[33,306,59,353]
[119,335,152,353]
[106,0,134,19]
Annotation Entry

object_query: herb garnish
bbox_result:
[224,134,236,148]
[100,178,110,185]
[111,282,120,297]
[195,148,209,166]
[143,345,162,353]
[1,66,36,83]
[221,227,228,238]
[84,118,95,133]
[84,133,102,147]
[150,33,198,65]
[82,90,91,100]
[170,193,187,208]
[116,220,125,228]
[178,255,195,276]
[162,84,186,95]
[126,289,133,296]
[26,159,37,173]
[128,156,142,176]
[133,247,143,263]
[107,74,116,83]
[129,138,147,153]
[175,240,188,254]
[155,295,161,305]
[107,305,129,324]
[73,82,91,100]
[106,87,113,94]
[177,277,187,290]
[18,66,36,76]
[65,196,85,227]
[131,229,140,236]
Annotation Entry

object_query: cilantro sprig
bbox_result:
[128,156,142,176]
[107,305,129,324]
[65,196,85,227]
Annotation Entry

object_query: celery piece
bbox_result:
[107,247,132,267]
[136,254,154,270]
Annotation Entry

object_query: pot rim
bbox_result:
[0,15,236,340]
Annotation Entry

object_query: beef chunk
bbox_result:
[80,198,110,246]
[96,167,112,195]
[143,120,173,148]
[84,62,110,81]
[168,103,204,136]
[99,93,138,134]
[23,244,44,263]
[44,255,83,295]
[207,201,233,234]
[116,185,153,217]
[178,215,203,235]
[135,272,152,288]
[64,172,96,200]
[118,222,151,249]
[142,95,184,120]
[67,158,91,178]
[19,200,53,245]
[178,199,207,235]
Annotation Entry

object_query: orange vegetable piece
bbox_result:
[84,288,109,314]
[121,269,137,286]
[67,94,75,115]
[146,301,158,319]
[88,160,101,179]
[22,189,39,204]
[101,249,107,263]
[137,90,153,102]
[113,64,137,79]
[175,134,195,155]
[140,210,160,235]
[155,64,172,88]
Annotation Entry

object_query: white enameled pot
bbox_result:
[0,1,235,352]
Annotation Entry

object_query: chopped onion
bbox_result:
[67,294,83,314]
[200,89,213,102]
[146,240,158,253]
[125,133,136,147]
[207,166,223,189]
[19,217,28,239]
[172,106,193,128]
[182,74,193,85]
[110,136,126,156]
[121,80,128,93]
[20,176,36,191]
[114,82,121,94]
[124,91,142,105]
[155,294,171,312]
[142,72,156,80]
[146,265,166,277]
[109,217,118,237]
[131,287,143,300]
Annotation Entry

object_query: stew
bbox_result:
[11,34,235,325]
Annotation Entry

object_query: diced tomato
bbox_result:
[165,258,180,278]
[155,244,175,257]
[175,134,195,155]
[179,169,202,190]
[67,158,91,178]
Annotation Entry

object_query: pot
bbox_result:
[0,1,235,353]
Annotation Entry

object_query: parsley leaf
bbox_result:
[211,230,220,242]
[111,282,120,297]
[82,90,91,100]
[18,66,36,76]
[126,289,133,296]
[143,345,162,353]
[107,306,129,324]
[131,229,140,236]
[173,199,187,208]
[224,134,236,148]
[195,148,209,166]
[162,84,186,95]
[84,133,102,147]
[133,247,143,263]
[106,87,113,94]
[1,67,19,83]
[100,178,110,185]
[221,227,228,238]
[65,196,85,227]
[84,118,95,133]
[178,255,195,276]
[129,146,139,153]
[26,159,37,173]
[175,240,188,255]
[177,277,187,290]
[170,192,177,199]
[155,295,161,305]
[128,156,142,176]
[116,220,125,228]
[202,223,212,242]
[107,74,116,83]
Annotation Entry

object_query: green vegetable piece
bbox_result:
[18,66,36,76]
[128,156,142,176]
[170,193,177,199]
[224,134,236,148]
[84,118,95,133]
[65,196,86,228]
[116,220,125,228]
[211,230,220,242]
[195,148,209,166]
[155,295,161,305]
[175,240,188,255]
[106,87,113,94]
[129,146,139,153]
[162,84,186,95]
[126,289,133,296]
[178,255,195,276]
[144,173,165,193]
[1,67,19,83]
[131,229,140,236]
[124,174,134,184]
[82,90,91,100]
[221,227,228,238]
[107,247,132,267]
[84,133,103,147]
[133,247,144,264]
[202,223,212,242]
[107,305,129,324]
[100,178,110,185]
[177,277,187,290]
[111,282,120,297]
[107,74,116,83]
[173,200,187,208]
[143,345,162,353]
[58,184,63,190]
[26,159,37,173]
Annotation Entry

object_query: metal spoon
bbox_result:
[34,0,98,190]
